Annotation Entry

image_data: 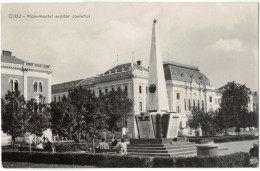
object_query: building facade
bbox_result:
[51,60,258,137]
[1,50,52,145]
[1,50,52,103]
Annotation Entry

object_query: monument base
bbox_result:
[128,138,197,157]
[135,112,180,139]
[130,138,174,145]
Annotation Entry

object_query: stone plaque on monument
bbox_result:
[151,113,170,138]
[136,113,155,138]
[167,113,180,138]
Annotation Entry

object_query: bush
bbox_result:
[2,151,250,167]
[153,153,250,167]
[249,143,259,158]
[188,134,258,143]
[54,142,87,152]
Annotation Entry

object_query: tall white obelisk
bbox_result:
[146,19,170,113]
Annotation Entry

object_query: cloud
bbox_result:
[1,3,258,91]
[211,39,245,52]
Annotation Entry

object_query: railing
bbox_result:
[25,62,50,69]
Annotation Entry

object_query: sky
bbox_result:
[1,3,258,91]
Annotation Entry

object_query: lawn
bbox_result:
[218,139,258,155]
[2,162,95,168]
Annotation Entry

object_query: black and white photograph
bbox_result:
[1,2,259,168]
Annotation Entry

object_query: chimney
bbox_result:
[137,60,142,66]
[2,50,12,56]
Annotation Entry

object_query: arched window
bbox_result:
[9,79,13,91]
[197,100,200,109]
[39,82,43,92]
[202,100,204,111]
[14,80,19,92]
[34,82,37,92]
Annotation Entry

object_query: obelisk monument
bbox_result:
[146,19,169,113]
[135,20,180,139]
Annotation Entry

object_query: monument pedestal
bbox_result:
[128,138,197,157]
[135,112,180,139]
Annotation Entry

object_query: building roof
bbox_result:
[78,77,95,87]
[1,54,25,65]
[163,61,211,86]
[52,79,83,93]
[101,63,148,76]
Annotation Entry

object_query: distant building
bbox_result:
[53,60,248,137]
[1,50,52,103]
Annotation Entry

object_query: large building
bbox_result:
[1,50,52,145]
[52,60,258,137]
[1,50,52,103]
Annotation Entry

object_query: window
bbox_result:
[184,99,186,110]
[54,96,56,102]
[105,89,108,94]
[176,93,180,100]
[99,89,102,96]
[139,102,142,112]
[39,82,43,92]
[188,99,191,111]
[34,82,37,92]
[209,96,212,103]
[14,80,18,91]
[198,100,200,109]
[59,96,61,102]
[112,88,114,91]
[202,100,204,110]
[9,79,13,91]
[139,86,142,94]
[193,100,195,108]
[124,86,127,92]
[176,106,181,113]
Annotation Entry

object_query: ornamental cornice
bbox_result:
[1,63,52,74]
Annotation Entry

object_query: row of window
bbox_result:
[139,85,148,94]
[98,86,128,96]
[9,79,19,92]
[8,79,43,93]
[34,81,43,93]
[184,99,205,111]
[209,96,221,104]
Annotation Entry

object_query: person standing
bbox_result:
[97,138,109,149]
[119,138,127,155]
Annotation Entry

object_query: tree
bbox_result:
[26,96,50,138]
[219,82,251,134]
[67,86,99,141]
[1,91,28,149]
[188,108,217,136]
[50,97,73,139]
[104,88,133,133]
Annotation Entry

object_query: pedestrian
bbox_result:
[119,138,127,155]
[111,137,118,146]
[97,138,109,149]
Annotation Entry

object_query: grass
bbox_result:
[2,162,95,168]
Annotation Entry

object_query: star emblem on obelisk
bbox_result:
[153,19,157,23]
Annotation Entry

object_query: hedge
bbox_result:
[54,142,87,152]
[2,151,250,167]
[188,134,258,144]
